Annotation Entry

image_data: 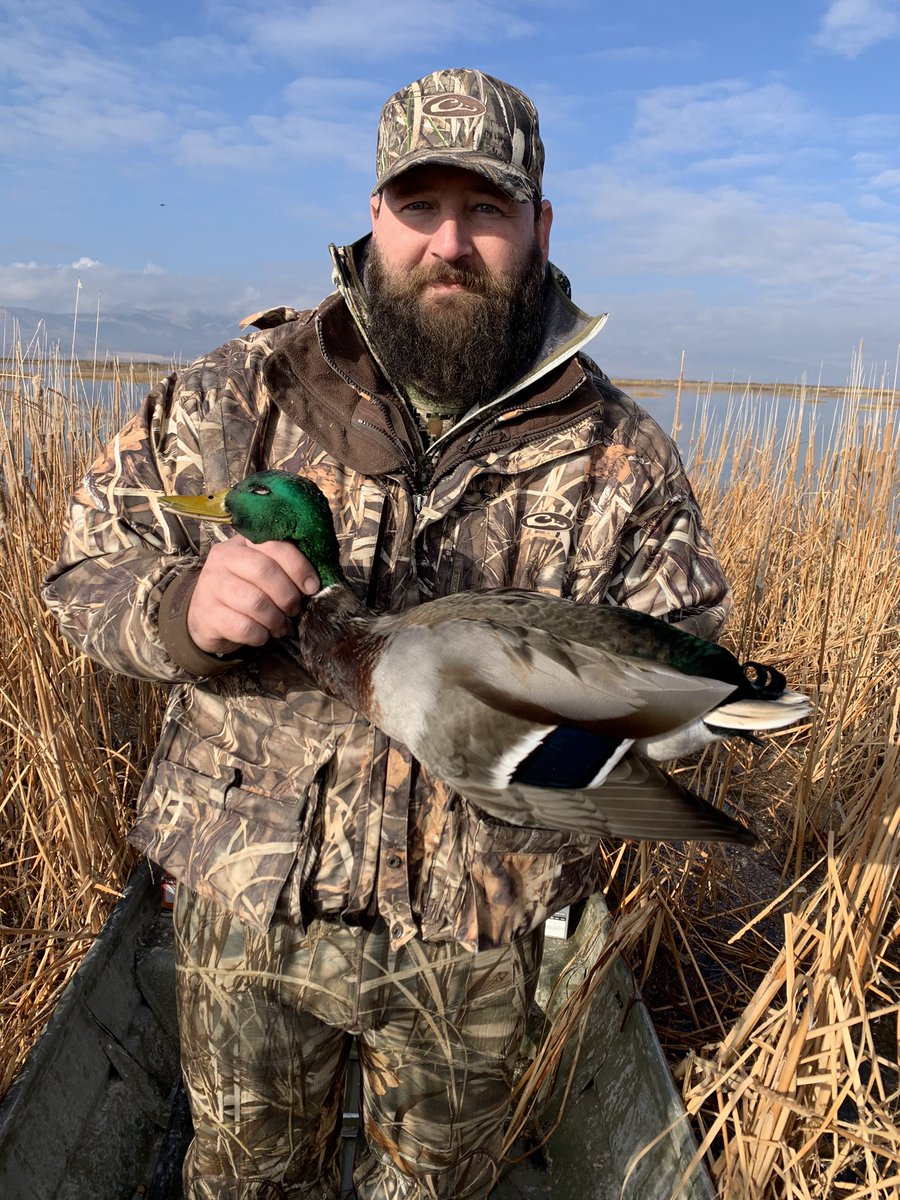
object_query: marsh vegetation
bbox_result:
[1,341,898,1197]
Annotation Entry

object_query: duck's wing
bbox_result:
[461,752,757,846]
[366,617,755,844]
[370,616,735,748]
[369,617,728,787]
[392,588,709,658]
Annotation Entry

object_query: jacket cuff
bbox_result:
[158,569,241,678]
[670,604,729,642]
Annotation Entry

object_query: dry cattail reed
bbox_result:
[0,341,164,1094]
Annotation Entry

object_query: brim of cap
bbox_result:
[373,148,539,204]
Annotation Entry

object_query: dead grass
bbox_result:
[663,368,900,1198]
[0,339,898,1196]
[0,342,164,1094]
[606,365,898,1197]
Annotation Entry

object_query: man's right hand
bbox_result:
[187,535,320,655]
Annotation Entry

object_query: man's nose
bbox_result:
[429,215,473,263]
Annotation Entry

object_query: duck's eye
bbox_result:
[249,484,271,496]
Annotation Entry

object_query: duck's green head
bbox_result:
[160,470,345,587]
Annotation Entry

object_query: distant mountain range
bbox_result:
[0,305,240,363]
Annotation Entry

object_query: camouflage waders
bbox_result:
[174,885,543,1199]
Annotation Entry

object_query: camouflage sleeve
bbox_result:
[603,480,731,640]
[569,401,732,640]
[41,370,223,683]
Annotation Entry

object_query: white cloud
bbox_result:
[0,255,329,324]
[176,128,273,171]
[0,0,538,175]
[234,0,535,59]
[0,2,171,156]
[282,75,385,108]
[625,81,815,164]
[548,69,900,381]
[0,97,170,155]
[1,4,897,381]
[153,32,259,78]
[590,41,702,64]
[691,152,783,174]
[571,165,900,293]
[249,112,371,169]
[813,0,900,58]
[175,114,371,173]
[0,252,337,359]
[869,168,900,190]
[0,259,219,315]
[174,73,376,173]
[557,165,900,380]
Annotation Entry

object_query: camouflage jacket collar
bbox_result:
[262,238,610,482]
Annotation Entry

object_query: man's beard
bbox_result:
[364,240,547,416]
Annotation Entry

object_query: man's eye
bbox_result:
[403,200,431,211]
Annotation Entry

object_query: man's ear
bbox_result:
[370,193,382,232]
[536,199,553,263]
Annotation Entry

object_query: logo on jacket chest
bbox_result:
[522,512,574,531]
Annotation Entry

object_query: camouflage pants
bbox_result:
[174,886,542,1199]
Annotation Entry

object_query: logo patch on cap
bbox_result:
[421,94,487,118]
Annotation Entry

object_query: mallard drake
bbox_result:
[160,470,810,846]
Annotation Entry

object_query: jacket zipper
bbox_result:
[423,382,599,499]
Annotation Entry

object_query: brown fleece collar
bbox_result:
[263,294,418,477]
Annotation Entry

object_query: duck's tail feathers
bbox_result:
[706,688,811,733]
[740,660,787,698]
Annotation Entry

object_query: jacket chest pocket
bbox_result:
[130,705,340,932]
[427,476,579,595]
[331,479,416,610]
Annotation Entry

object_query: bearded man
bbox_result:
[44,69,730,1200]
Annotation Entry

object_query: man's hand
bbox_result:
[187,535,320,655]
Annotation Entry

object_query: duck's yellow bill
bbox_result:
[158,489,233,523]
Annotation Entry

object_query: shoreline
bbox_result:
[612,377,899,400]
[2,360,897,401]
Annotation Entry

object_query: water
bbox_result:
[625,380,893,466]
[5,373,897,534]
[620,379,891,451]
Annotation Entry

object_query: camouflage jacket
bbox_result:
[43,239,731,952]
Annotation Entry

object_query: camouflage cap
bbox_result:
[374,68,544,204]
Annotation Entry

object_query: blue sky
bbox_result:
[2,0,899,383]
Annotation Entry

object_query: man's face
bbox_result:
[366,165,553,411]
[370,164,552,288]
